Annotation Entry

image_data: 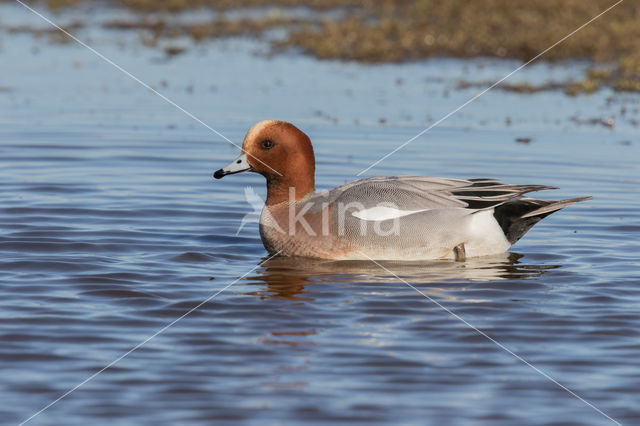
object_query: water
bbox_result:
[1,4,640,425]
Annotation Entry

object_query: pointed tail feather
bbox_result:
[520,196,592,218]
[494,196,591,244]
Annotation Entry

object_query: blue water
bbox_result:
[1,3,639,425]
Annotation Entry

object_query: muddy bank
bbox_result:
[2,0,639,93]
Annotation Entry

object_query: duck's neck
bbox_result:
[265,172,315,206]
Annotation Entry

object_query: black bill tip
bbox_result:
[213,169,226,179]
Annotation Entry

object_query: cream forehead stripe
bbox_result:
[351,206,430,221]
[244,120,280,142]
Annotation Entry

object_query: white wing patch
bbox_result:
[352,206,429,221]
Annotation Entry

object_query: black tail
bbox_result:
[493,196,591,244]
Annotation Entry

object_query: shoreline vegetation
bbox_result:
[2,0,640,94]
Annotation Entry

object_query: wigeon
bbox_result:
[214,120,589,261]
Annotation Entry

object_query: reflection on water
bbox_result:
[247,253,560,300]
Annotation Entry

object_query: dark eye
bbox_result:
[261,139,274,149]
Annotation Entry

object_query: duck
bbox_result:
[214,120,590,261]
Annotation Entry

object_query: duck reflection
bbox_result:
[245,252,560,301]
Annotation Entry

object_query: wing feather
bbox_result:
[317,176,557,213]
